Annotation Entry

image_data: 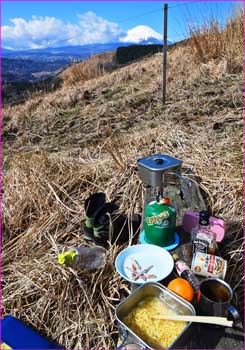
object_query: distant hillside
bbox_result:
[2,23,168,86]
[3,30,243,154]
[2,43,124,60]
[3,44,167,105]
[2,57,67,83]
[116,44,162,64]
[2,43,123,86]
[60,44,166,85]
[2,40,169,84]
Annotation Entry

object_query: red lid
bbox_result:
[162,197,170,205]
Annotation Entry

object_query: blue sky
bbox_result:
[2,1,242,49]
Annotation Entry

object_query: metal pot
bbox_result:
[115,282,195,349]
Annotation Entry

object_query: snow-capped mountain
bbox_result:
[120,25,163,44]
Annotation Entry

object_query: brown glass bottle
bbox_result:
[172,253,200,293]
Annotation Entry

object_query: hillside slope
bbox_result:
[3,43,243,156]
[2,13,244,349]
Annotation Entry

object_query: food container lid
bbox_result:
[137,154,182,172]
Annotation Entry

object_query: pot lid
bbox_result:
[137,154,182,172]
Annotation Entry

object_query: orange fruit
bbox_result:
[167,278,194,302]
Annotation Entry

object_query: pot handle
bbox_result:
[117,329,145,349]
[228,305,240,324]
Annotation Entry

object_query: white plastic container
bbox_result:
[191,252,227,279]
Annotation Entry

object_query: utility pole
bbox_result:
[163,3,168,104]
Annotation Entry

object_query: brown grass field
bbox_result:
[2,8,244,349]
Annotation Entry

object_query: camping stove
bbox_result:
[137,154,191,249]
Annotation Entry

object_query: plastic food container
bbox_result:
[182,211,225,242]
[191,252,227,279]
[115,282,195,349]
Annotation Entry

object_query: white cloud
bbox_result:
[76,12,123,44]
[2,12,124,49]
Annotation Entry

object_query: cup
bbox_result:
[198,278,240,324]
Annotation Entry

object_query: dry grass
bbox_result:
[3,113,243,348]
[3,45,243,157]
[2,8,244,349]
[61,51,116,86]
[188,5,244,73]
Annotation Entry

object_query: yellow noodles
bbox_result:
[124,297,187,349]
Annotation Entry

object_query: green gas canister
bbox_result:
[144,198,176,247]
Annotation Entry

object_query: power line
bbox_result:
[168,13,189,40]
[168,1,207,10]
[118,7,163,24]
[114,2,205,24]
[169,3,188,10]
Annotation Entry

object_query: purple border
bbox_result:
[1,0,243,2]
[243,0,245,343]
[0,0,2,325]
[0,0,244,349]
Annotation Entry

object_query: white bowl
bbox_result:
[115,244,174,285]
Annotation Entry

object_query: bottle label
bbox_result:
[193,238,209,254]
[175,260,189,275]
[147,210,169,226]
[191,252,227,278]
[207,254,215,273]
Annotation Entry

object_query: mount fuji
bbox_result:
[120,25,164,45]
